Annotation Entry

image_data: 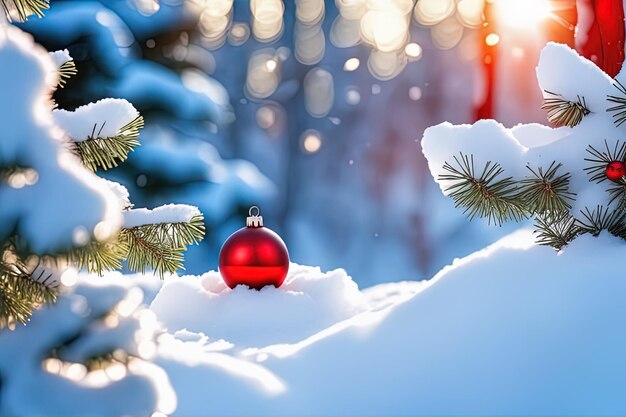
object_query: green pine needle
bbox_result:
[517,162,575,214]
[65,238,128,276]
[576,205,626,238]
[440,153,527,225]
[0,259,58,329]
[1,0,48,21]
[72,115,144,172]
[584,140,626,183]
[542,90,590,127]
[57,60,77,89]
[534,211,580,250]
[119,214,205,278]
[607,80,626,127]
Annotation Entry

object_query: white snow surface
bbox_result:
[48,49,71,67]
[0,26,121,253]
[53,98,140,141]
[123,204,201,228]
[422,42,626,216]
[3,230,626,416]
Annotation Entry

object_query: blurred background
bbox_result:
[20,0,579,286]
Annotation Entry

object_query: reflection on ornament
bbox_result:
[218,206,290,290]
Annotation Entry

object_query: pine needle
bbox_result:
[0,258,58,329]
[0,0,48,21]
[57,60,77,89]
[119,214,206,278]
[72,115,144,172]
[440,153,527,225]
[65,238,128,276]
[607,80,626,127]
[576,205,626,238]
[517,162,575,214]
[534,211,580,250]
[584,140,626,182]
[541,90,590,127]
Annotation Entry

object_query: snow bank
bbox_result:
[150,264,376,347]
[422,42,626,215]
[155,230,626,417]
[4,229,625,416]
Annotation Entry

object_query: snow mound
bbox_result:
[150,264,373,347]
[159,230,626,417]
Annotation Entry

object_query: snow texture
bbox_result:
[48,48,71,67]
[422,42,625,216]
[153,230,626,417]
[0,26,121,253]
[123,204,201,228]
[3,228,626,416]
[53,98,140,141]
[0,274,174,417]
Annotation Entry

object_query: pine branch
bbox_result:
[440,153,527,225]
[120,228,184,278]
[607,183,626,211]
[0,257,58,329]
[0,0,48,21]
[517,162,575,214]
[72,115,144,172]
[534,211,580,250]
[576,205,626,238]
[541,90,590,127]
[584,139,626,182]
[57,59,77,89]
[65,238,128,276]
[118,214,205,278]
[607,80,626,127]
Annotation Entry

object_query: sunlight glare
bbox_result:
[495,0,552,29]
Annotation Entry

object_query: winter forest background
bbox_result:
[16,0,570,286]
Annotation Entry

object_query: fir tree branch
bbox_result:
[0,256,58,329]
[120,228,184,278]
[0,0,48,21]
[584,140,626,183]
[576,205,626,238]
[534,211,580,250]
[118,214,205,278]
[64,238,128,276]
[541,90,590,127]
[72,115,144,172]
[440,153,527,225]
[517,162,575,214]
[607,80,626,127]
[57,59,77,89]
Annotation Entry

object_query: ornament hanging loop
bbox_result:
[247,206,263,227]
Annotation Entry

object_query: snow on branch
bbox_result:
[123,204,202,229]
[49,49,76,88]
[54,99,144,171]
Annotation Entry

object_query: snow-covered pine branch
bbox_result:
[48,49,76,88]
[121,205,206,277]
[421,42,626,249]
[54,98,144,171]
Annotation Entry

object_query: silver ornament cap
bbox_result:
[246,206,263,227]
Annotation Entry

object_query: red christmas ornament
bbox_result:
[606,161,626,182]
[218,206,289,290]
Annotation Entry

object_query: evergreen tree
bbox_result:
[0,0,205,329]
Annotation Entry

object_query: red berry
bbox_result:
[606,161,626,182]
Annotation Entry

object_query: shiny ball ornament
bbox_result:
[218,206,289,290]
[606,161,626,182]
